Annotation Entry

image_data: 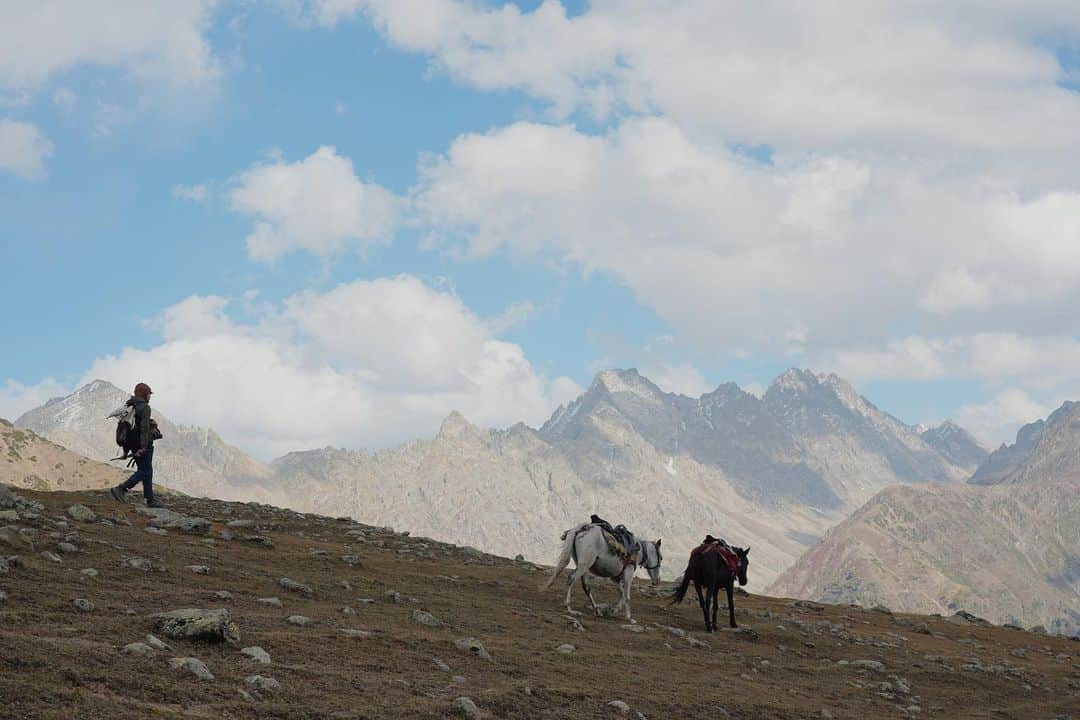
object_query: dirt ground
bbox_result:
[1,487,1077,719]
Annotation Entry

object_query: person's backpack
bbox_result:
[106,402,140,461]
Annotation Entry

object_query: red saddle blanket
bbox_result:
[690,542,740,574]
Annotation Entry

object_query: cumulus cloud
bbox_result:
[338,0,1080,153]
[0,120,53,179]
[955,388,1053,447]
[413,118,1080,356]
[0,1,220,91]
[0,378,68,422]
[230,146,402,261]
[82,275,576,459]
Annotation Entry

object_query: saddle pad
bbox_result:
[691,542,740,574]
[600,528,635,562]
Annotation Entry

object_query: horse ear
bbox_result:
[744,546,750,554]
[656,538,661,547]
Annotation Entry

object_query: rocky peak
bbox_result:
[437,410,481,441]
[921,420,989,472]
[969,418,1046,485]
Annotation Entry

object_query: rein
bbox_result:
[637,541,661,571]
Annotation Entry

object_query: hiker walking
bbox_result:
[110,382,162,507]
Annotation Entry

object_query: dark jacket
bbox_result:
[129,396,153,451]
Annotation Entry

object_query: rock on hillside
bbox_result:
[0,418,124,492]
[1,485,1077,719]
[16,380,271,498]
[769,401,1080,636]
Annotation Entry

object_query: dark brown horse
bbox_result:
[671,538,750,631]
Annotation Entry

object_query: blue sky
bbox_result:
[2,1,1079,457]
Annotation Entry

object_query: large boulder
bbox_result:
[155,608,240,645]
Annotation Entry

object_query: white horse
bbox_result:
[541,523,663,622]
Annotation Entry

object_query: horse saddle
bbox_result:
[590,514,637,561]
[691,538,740,573]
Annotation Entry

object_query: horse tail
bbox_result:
[670,557,696,604]
[540,524,584,590]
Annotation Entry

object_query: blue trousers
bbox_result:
[119,446,154,502]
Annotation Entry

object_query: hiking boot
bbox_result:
[145,499,163,509]
[109,486,126,503]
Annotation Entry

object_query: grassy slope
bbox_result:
[0,487,1077,720]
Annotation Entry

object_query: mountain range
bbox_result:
[13,369,982,588]
[769,401,1080,636]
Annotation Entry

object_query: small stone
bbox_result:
[226,519,254,528]
[168,656,215,681]
[279,577,313,596]
[66,505,96,522]
[241,646,271,664]
[0,510,18,522]
[451,697,481,719]
[57,542,78,554]
[244,675,281,696]
[339,628,373,638]
[256,596,283,607]
[454,637,493,662]
[122,642,154,656]
[286,615,314,627]
[213,590,233,600]
[433,658,451,672]
[145,634,169,650]
[72,598,95,613]
[1011,648,1026,658]
[871,604,893,615]
[81,568,98,577]
[608,700,631,714]
[556,643,576,654]
[0,589,7,603]
[242,535,273,547]
[851,659,885,672]
[341,554,361,566]
[187,565,210,575]
[41,550,62,563]
[384,590,401,603]
[412,610,443,627]
[145,526,168,536]
[121,556,153,571]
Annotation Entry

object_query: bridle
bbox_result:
[637,541,661,572]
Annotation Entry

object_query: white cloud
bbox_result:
[486,300,536,335]
[335,101,345,116]
[0,1,220,91]
[413,118,1080,356]
[0,378,68,422]
[230,146,402,261]
[172,183,210,203]
[0,120,54,179]
[349,0,1080,153]
[83,276,576,459]
[955,388,1053,447]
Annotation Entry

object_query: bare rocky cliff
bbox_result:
[769,401,1080,636]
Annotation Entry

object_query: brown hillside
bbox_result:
[1,418,125,492]
[0,486,1077,719]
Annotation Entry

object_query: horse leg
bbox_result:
[710,582,721,632]
[581,574,601,616]
[620,566,635,622]
[694,581,710,631]
[564,545,597,613]
[727,581,737,628]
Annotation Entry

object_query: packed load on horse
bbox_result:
[540,515,662,622]
[672,536,750,632]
